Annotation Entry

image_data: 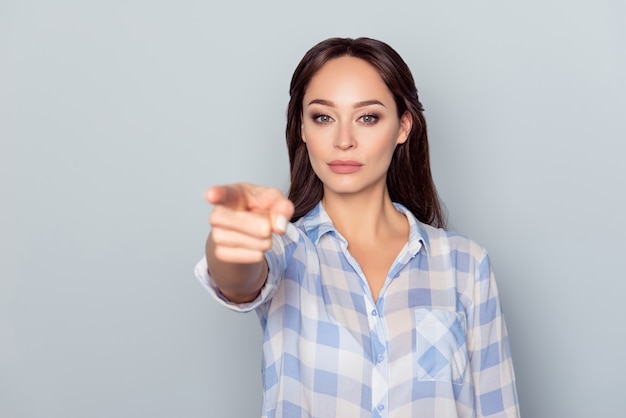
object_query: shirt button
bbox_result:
[377,404,385,412]
[377,354,384,363]
[371,309,378,316]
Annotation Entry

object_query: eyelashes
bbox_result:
[310,113,380,125]
[359,114,379,124]
[312,113,332,124]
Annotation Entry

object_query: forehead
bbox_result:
[304,56,393,103]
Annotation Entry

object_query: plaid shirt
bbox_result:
[195,203,520,417]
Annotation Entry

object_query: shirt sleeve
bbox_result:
[468,251,521,417]
[193,230,289,313]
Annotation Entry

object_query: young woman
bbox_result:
[195,37,520,418]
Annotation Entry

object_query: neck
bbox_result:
[321,187,407,245]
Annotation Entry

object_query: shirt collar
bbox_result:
[296,202,337,245]
[296,201,431,257]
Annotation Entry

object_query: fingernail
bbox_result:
[274,214,288,233]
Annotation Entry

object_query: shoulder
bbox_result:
[414,219,491,277]
[432,226,487,257]
[396,202,488,262]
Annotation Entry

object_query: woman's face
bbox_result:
[301,56,411,199]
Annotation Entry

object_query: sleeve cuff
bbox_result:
[193,256,274,312]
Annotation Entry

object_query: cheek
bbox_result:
[302,125,331,154]
[362,128,400,155]
[304,143,327,180]
[304,141,323,166]
[302,121,328,139]
[301,123,315,144]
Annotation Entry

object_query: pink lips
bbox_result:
[328,160,363,174]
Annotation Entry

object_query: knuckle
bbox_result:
[268,187,284,199]
[260,238,272,251]
[257,218,272,237]
[250,251,265,263]
[209,208,223,226]
[211,228,225,244]
[213,246,230,262]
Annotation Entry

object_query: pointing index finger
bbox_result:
[206,184,294,231]
[206,185,247,210]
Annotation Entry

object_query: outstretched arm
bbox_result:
[205,183,294,304]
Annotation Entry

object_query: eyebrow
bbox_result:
[307,99,386,108]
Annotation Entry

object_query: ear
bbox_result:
[396,111,412,145]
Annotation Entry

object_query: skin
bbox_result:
[206,56,413,302]
[301,56,411,200]
[206,183,293,303]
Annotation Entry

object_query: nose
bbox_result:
[334,121,356,150]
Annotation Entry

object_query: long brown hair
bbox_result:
[286,37,446,228]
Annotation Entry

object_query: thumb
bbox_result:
[269,197,295,234]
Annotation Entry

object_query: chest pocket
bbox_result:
[414,308,468,385]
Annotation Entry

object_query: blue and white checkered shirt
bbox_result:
[195,202,520,417]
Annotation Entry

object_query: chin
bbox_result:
[323,181,385,198]
[316,168,387,198]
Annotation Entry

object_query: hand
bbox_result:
[207,183,294,264]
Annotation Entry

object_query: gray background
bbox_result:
[2,0,625,417]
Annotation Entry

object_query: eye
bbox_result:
[312,113,333,124]
[359,114,379,124]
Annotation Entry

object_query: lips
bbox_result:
[327,160,363,174]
